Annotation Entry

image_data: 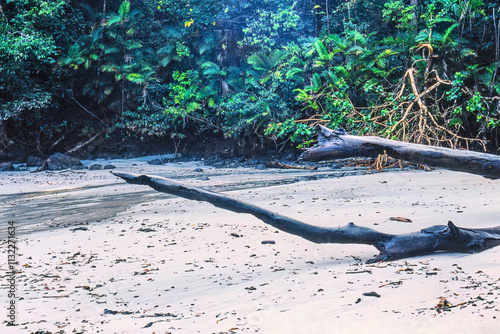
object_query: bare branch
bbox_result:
[112,171,500,263]
[301,126,500,180]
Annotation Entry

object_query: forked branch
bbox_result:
[112,171,500,263]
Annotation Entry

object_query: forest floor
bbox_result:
[0,156,499,333]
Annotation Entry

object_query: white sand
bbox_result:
[1,160,499,333]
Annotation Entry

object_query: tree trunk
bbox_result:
[300,126,500,180]
[112,171,500,263]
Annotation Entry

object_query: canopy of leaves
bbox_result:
[1,0,499,155]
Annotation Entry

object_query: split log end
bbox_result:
[111,171,146,184]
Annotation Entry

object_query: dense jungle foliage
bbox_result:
[1,0,500,156]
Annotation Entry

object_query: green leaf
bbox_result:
[312,73,322,92]
[126,73,145,84]
[104,47,120,54]
[329,35,346,49]
[106,15,123,26]
[346,45,365,56]
[462,48,477,58]
[416,30,430,43]
[125,41,142,50]
[248,53,268,71]
[201,61,220,75]
[314,40,328,58]
[333,66,348,78]
[286,67,304,80]
[118,0,130,18]
[377,49,399,58]
[443,23,459,41]
[449,118,463,127]
[325,70,337,84]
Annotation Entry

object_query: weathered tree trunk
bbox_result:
[112,171,500,263]
[300,126,500,180]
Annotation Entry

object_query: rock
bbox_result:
[103,164,116,169]
[138,228,156,232]
[26,155,44,167]
[194,168,204,172]
[147,158,162,165]
[198,176,210,181]
[212,161,225,168]
[225,162,240,168]
[70,227,89,232]
[261,240,276,244]
[363,292,381,297]
[0,161,14,171]
[89,164,103,170]
[45,153,83,170]
[161,153,180,163]
[72,164,87,170]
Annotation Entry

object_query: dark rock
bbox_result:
[363,292,381,297]
[194,168,204,172]
[212,161,225,168]
[147,158,162,165]
[261,240,276,244]
[26,155,44,167]
[226,162,240,168]
[161,153,181,163]
[138,227,156,232]
[45,153,83,170]
[70,227,89,232]
[103,164,116,169]
[89,164,103,170]
[73,164,88,170]
[0,161,14,171]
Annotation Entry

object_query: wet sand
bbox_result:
[0,157,499,333]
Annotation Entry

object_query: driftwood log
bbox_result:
[112,171,500,263]
[300,126,500,180]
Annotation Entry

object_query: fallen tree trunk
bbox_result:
[300,126,500,179]
[112,171,500,263]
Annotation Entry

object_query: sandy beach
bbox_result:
[1,157,499,333]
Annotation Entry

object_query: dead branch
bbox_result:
[301,126,500,179]
[66,133,100,154]
[264,161,318,170]
[112,171,500,263]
